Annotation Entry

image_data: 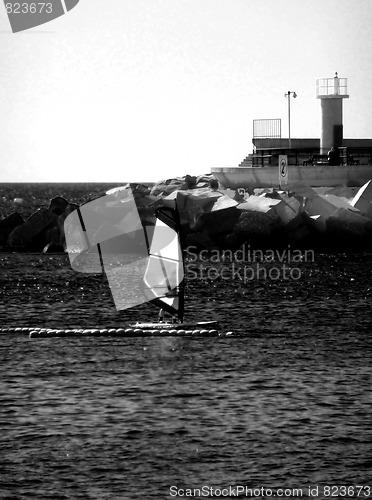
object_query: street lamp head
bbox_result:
[293,92,297,98]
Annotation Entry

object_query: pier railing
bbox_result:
[243,151,372,167]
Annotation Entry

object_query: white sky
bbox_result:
[1,0,371,182]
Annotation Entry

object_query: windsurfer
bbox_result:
[158,308,165,322]
[158,308,178,323]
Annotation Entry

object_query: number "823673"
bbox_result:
[5,3,53,14]
[323,485,371,497]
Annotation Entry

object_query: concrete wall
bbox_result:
[253,138,320,150]
[211,165,372,189]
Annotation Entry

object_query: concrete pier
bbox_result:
[211,164,372,190]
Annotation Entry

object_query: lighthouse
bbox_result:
[316,72,349,155]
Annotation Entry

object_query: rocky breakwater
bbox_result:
[1,175,372,253]
[154,177,372,252]
[0,196,79,252]
[0,176,211,252]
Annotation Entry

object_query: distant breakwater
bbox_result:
[1,175,372,254]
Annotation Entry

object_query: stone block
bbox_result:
[327,208,372,240]
[305,194,346,232]
[0,212,23,246]
[272,194,302,230]
[150,181,183,196]
[211,194,238,211]
[350,180,372,220]
[235,210,281,239]
[8,208,57,249]
[237,196,281,214]
[184,231,217,250]
[48,196,70,216]
[195,207,240,235]
[291,183,318,199]
[325,185,359,199]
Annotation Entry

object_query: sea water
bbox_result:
[0,251,371,499]
[0,184,371,498]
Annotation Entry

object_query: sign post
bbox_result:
[279,155,288,190]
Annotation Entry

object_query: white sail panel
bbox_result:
[143,217,183,299]
[143,254,182,299]
[143,210,184,320]
[149,218,182,262]
[159,296,179,309]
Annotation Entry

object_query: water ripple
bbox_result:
[0,253,372,497]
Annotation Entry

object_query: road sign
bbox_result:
[279,155,288,188]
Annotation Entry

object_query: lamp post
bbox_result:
[284,90,297,151]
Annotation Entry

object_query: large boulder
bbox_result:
[154,188,224,228]
[208,178,219,190]
[106,184,130,195]
[183,175,197,189]
[64,203,79,216]
[326,208,372,248]
[272,193,303,231]
[195,206,240,236]
[224,231,243,250]
[253,187,274,197]
[150,178,184,196]
[305,194,359,232]
[211,194,238,211]
[237,195,282,214]
[350,180,372,220]
[234,210,282,245]
[285,214,316,248]
[48,196,70,216]
[196,173,216,188]
[150,174,215,196]
[45,224,63,247]
[131,183,151,196]
[218,188,240,200]
[325,185,359,200]
[234,196,283,247]
[290,183,318,199]
[44,203,79,252]
[106,183,151,197]
[321,193,359,210]
[8,208,57,250]
[184,230,217,251]
[0,212,24,247]
[176,188,221,212]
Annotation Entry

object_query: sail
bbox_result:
[64,188,184,319]
[350,180,372,218]
[143,207,184,321]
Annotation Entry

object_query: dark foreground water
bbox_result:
[0,183,372,499]
[1,252,372,499]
